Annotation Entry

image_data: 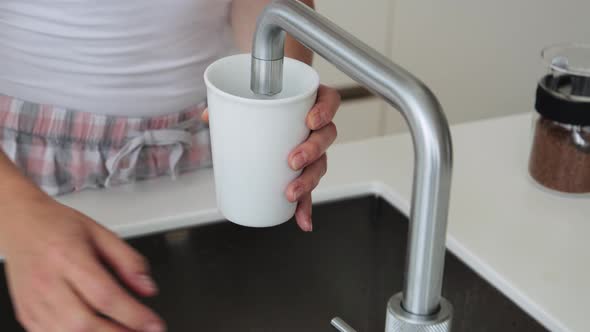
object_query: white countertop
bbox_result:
[58,113,589,332]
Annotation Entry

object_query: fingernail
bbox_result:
[307,219,313,232]
[145,322,165,332]
[291,152,307,170]
[311,111,324,128]
[139,274,158,293]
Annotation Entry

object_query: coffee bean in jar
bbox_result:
[529,118,590,193]
[529,43,590,194]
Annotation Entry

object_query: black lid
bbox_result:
[535,74,590,126]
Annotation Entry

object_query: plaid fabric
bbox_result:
[0,95,211,196]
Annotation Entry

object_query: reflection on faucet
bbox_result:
[250,1,454,331]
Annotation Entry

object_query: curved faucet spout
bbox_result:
[250,0,453,328]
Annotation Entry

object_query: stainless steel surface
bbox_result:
[331,317,358,332]
[251,57,284,95]
[386,293,452,332]
[250,0,453,320]
[0,197,548,331]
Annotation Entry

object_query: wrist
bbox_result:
[0,182,52,255]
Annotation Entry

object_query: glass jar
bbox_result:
[529,43,590,194]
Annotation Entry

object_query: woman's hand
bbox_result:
[201,84,340,232]
[284,85,340,231]
[0,196,165,332]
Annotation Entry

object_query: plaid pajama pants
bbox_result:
[0,95,212,196]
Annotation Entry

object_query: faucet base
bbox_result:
[385,293,452,332]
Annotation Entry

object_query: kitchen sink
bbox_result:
[0,196,547,331]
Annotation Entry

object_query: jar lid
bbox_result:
[536,75,590,126]
[542,43,590,77]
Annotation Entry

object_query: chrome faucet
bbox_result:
[250,1,453,331]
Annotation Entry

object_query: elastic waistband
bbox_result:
[0,95,206,148]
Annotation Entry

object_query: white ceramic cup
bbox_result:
[204,53,320,227]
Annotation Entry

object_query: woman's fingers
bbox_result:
[88,221,157,297]
[51,280,132,332]
[21,300,51,332]
[295,192,313,232]
[289,122,336,171]
[288,85,339,232]
[201,108,209,123]
[6,262,57,332]
[306,85,341,130]
[66,249,165,332]
[286,154,327,203]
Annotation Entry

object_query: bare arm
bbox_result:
[0,152,49,238]
[230,0,315,65]
[0,152,46,197]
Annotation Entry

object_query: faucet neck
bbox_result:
[251,0,453,317]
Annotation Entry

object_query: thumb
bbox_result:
[87,220,158,297]
[201,108,209,123]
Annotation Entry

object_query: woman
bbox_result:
[0,1,340,331]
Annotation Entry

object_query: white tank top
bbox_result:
[0,0,235,116]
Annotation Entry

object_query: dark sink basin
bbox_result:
[0,197,547,331]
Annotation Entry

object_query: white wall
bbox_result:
[313,0,393,143]
[384,0,590,133]
[315,0,590,141]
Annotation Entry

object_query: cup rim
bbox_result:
[204,53,320,106]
